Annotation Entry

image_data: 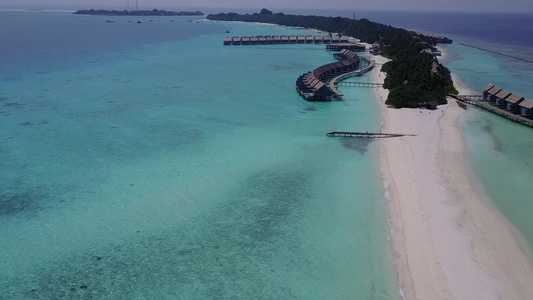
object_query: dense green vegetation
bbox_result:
[208,9,457,108]
[74,9,203,16]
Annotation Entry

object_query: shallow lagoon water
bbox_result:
[426,20,533,252]
[0,12,395,299]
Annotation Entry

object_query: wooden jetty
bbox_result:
[450,94,533,128]
[337,81,383,88]
[223,35,366,51]
[325,43,366,52]
[327,131,415,138]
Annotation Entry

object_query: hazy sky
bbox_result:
[1,0,533,12]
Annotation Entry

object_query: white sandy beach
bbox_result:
[371,53,533,299]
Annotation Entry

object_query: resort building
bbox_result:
[519,98,533,118]
[296,49,369,101]
[504,94,524,113]
[370,42,380,55]
[483,84,502,102]
[494,89,512,106]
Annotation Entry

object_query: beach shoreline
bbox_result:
[370,52,533,299]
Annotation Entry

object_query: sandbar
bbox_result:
[370,52,533,299]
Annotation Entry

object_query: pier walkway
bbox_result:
[327,59,376,97]
[450,94,533,128]
[327,131,415,138]
[337,81,383,88]
[224,35,366,51]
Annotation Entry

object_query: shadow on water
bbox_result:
[1,167,313,299]
[339,137,373,154]
[481,124,505,153]
[299,106,318,114]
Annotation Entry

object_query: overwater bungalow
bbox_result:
[257,36,266,44]
[519,98,533,118]
[483,83,495,97]
[334,49,358,60]
[504,94,524,113]
[305,35,314,43]
[484,85,502,102]
[223,38,232,45]
[296,72,334,101]
[296,35,305,43]
[494,89,511,106]
[241,36,250,45]
[296,50,367,101]
[280,35,289,43]
[314,35,323,43]
[288,35,297,43]
[231,37,241,45]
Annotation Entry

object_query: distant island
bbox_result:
[73,9,204,16]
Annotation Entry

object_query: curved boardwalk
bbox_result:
[295,49,375,101]
[328,59,375,97]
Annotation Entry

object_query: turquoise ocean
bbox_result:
[0,11,395,299]
[2,8,533,299]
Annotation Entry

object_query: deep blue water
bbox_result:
[0,12,217,76]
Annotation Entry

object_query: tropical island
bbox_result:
[73,9,204,16]
[207,9,458,108]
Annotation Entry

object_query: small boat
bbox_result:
[225,30,230,33]
[149,19,153,22]
[105,20,115,23]
[137,20,142,23]
[127,20,132,23]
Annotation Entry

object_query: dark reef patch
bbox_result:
[1,76,21,83]
[0,186,48,217]
[19,120,49,126]
[0,168,311,299]
[0,182,73,218]
[3,102,25,107]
